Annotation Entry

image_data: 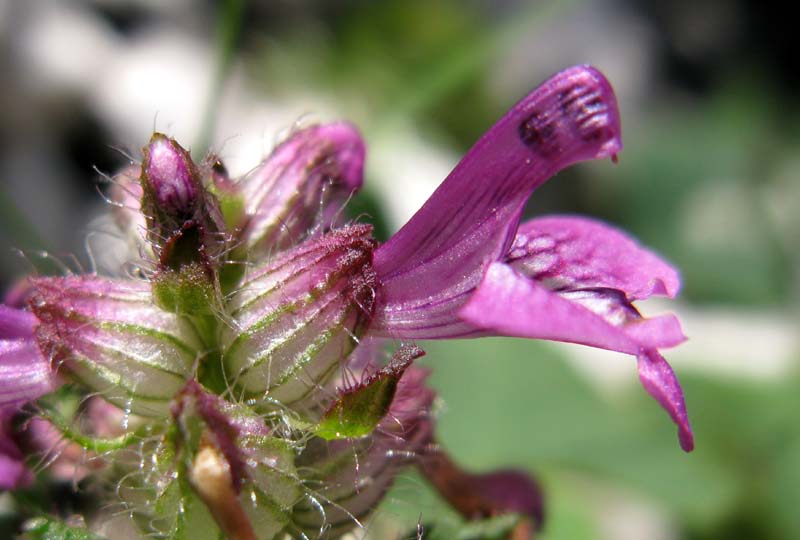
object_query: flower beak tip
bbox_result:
[679,427,695,453]
[598,136,622,161]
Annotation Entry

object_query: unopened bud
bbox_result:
[237,123,365,253]
[140,134,227,277]
[222,224,376,408]
[142,133,199,220]
[30,275,200,417]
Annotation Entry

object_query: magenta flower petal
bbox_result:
[637,350,694,452]
[557,288,685,349]
[507,215,680,300]
[0,304,36,339]
[459,263,643,353]
[1,306,55,412]
[0,339,55,411]
[372,66,621,337]
[1,412,33,489]
[459,262,693,450]
[622,312,686,349]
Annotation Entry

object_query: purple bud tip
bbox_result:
[315,123,366,192]
[143,133,198,217]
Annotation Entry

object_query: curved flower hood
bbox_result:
[370,65,692,451]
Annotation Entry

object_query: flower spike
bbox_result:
[0,62,693,540]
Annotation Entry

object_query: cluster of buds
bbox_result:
[1,66,692,540]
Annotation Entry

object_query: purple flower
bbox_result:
[1,305,55,488]
[0,306,54,411]
[0,64,691,538]
[368,65,692,451]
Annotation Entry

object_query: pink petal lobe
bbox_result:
[624,314,686,349]
[373,66,621,337]
[0,339,55,411]
[637,350,694,452]
[507,215,680,300]
[1,306,55,412]
[0,305,36,339]
[459,263,641,353]
[460,262,692,451]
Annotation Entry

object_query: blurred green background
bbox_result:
[1,1,798,539]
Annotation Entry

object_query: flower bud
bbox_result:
[222,224,377,408]
[237,123,365,254]
[141,133,199,222]
[140,134,227,275]
[30,275,200,417]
